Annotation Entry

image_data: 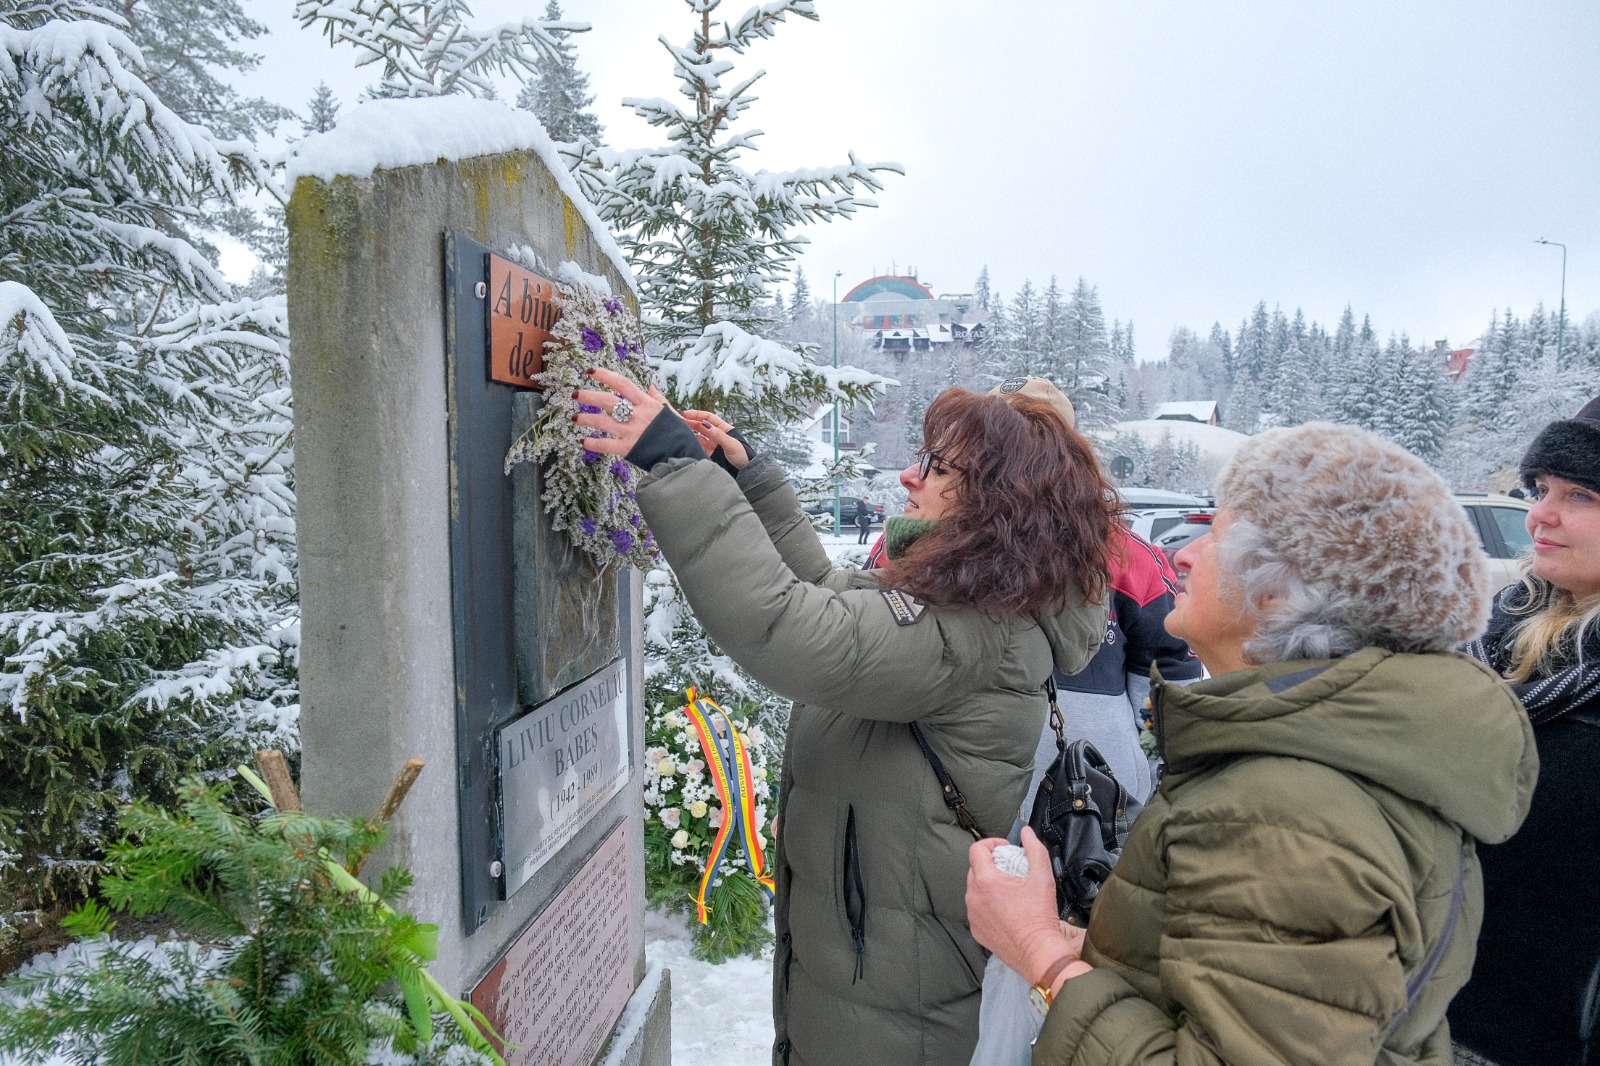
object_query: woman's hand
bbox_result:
[682,409,750,471]
[575,367,668,457]
[967,828,1092,992]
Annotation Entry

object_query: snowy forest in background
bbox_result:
[3,0,1597,990]
[772,267,1600,493]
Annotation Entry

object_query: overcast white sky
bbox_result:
[238,0,1600,357]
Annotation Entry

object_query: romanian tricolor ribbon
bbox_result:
[682,687,775,923]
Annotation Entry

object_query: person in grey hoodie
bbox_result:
[577,369,1115,1066]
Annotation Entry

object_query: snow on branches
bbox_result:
[295,0,586,99]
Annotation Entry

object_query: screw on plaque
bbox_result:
[475,282,487,298]
[489,860,504,878]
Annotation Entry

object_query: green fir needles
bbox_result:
[0,771,502,1065]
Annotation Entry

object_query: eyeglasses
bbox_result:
[915,450,964,480]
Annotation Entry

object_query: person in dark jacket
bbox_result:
[1449,393,1600,1066]
[576,369,1116,1066]
[966,423,1536,1066]
[855,495,873,543]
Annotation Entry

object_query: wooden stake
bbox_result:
[350,758,426,877]
[376,758,426,825]
[254,750,302,812]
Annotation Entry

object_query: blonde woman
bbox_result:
[1450,393,1600,1066]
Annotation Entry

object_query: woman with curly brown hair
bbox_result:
[576,369,1115,1066]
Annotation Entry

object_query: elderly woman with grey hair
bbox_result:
[966,423,1539,1066]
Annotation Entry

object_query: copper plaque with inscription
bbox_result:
[470,821,636,1066]
[487,254,561,387]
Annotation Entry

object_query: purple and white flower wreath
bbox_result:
[505,285,660,570]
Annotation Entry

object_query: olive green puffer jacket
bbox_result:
[637,456,1108,1066]
[1033,650,1538,1066]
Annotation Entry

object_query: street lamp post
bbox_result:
[1536,238,1568,368]
[832,270,842,537]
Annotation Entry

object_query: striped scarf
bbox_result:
[1466,588,1600,726]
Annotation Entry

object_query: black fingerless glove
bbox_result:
[626,407,705,471]
[710,426,755,477]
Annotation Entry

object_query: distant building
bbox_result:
[835,274,987,351]
[797,404,855,449]
[1151,400,1220,426]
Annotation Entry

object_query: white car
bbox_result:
[1124,506,1214,544]
[1457,493,1532,597]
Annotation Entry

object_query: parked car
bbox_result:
[1124,507,1214,544]
[1117,488,1210,510]
[1149,511,1217,567]
[1149,495,1532,602]
[802,496,884,524]
[1456,493,1532,596]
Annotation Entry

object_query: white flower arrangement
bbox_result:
[504,284,660,570]
[641,701,772,875]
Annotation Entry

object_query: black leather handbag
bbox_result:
[911,678,1143,927]
[1026,678,1143,926]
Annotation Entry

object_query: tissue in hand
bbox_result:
[993,844,1029,879]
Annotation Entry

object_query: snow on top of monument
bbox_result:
[285,97,634,292]
[1102,418,1251,460]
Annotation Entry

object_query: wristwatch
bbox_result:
[1029,955,1075,1016]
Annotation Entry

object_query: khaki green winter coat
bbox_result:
[637,456,1108,1066]
[1034,650,1538,1066]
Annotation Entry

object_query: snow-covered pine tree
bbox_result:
[1060,277,1113,426]
[1224,374,1262,435]
[1004,281,1043,380]
[1039,276,1065,382]
[1237,302,1272,389]
[974,292,1009,387]
[2,0,296,904]
[1459,310,1519,430]
[514,0,603,144]
[1267,340,1318,425]
[1330,315,1382,431]
[903,386,929,452]
[1209,321,1235,383]
[297,0,576,98]
[303,81,340,134]
[1387,339,1453,465]
[789,265,813,329]
[1110,320,1137,366]
[563,0,898,432]
[112,0,291,139]
[974,265,991,311]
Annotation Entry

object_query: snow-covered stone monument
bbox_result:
[285,98,668,1066]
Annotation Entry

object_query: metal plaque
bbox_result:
[486,254,560,387]
[469,820,635,1066]
[496,657,631,895]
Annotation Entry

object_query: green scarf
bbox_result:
[882,516,936,560]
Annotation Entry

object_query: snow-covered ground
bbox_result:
[644,908,774,1066]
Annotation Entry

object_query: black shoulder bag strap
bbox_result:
[909,677,1064,842]
[909,721,984,841]
[1383,835,1472,1039]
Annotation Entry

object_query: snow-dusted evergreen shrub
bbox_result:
[0,777,500,1064]
[1,0,296,905]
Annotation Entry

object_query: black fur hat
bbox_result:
[1520,393,1600,494]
